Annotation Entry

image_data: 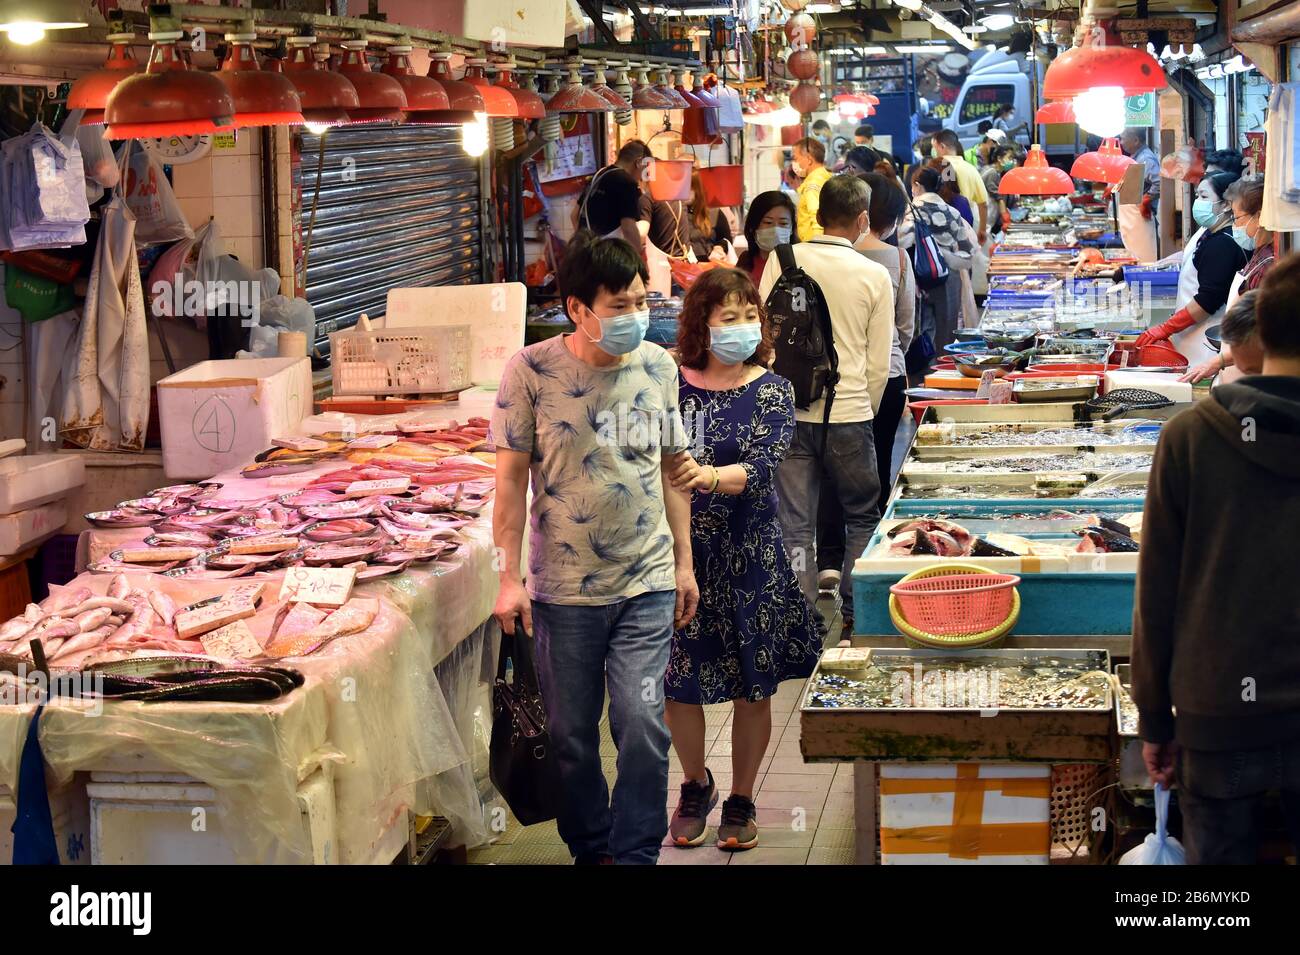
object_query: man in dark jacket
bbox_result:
[1132,252,1300,864]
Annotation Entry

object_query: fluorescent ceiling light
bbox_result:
[804,2,839,11]
[896,44,952,53]
[980,13,1015,30]
[826,45,889,55]
[892,0,924,10]
[964,24,988,33]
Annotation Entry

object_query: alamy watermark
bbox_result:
[151,274,262,329]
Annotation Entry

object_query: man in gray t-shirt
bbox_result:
[490,233,697,865]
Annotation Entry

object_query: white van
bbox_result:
[943,50,1082,158]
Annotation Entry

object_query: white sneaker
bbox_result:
[818,569,841,593]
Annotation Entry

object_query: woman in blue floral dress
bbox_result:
[663,267,820,852]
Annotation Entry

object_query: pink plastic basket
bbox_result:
[889,573,1021,637]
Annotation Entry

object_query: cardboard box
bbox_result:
[879,763,1051,865]
[157,358,312,479]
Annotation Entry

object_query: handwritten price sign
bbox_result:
[278,566,357,606]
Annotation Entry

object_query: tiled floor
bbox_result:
[468,594,859,866]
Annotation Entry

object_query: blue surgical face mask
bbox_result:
[1192,197,1219,228]
[1232,224,1256,251]
[581,307,650,356]
[709,322,763,365]
[755,225,792,252]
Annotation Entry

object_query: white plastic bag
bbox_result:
[0,123,90,251]
[714,82,744,133]
[1119,783,1186,865]
[122,141,194,246]
[76,125,119,190]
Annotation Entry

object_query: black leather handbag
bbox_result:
[489,624,561,826]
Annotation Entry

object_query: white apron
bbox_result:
[1171,227,1221,368]
[1117,203,1158,263]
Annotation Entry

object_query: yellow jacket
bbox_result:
[796,166,833,240]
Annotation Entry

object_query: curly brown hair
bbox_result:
[675,267,774,371]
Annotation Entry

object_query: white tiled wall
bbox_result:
[169,129,265,271]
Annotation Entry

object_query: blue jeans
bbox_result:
[776,420,881,620]
[531,590,675,864]
[1177,740,1300,864]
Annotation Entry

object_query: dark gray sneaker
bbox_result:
[716,794,758,851]
[669,769,718,847]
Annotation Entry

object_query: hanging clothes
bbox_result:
[1263,83,1300,232]
[60,195,149,451]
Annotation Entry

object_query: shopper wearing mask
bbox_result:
[490,232,699,866]
[1180,179,1274,384]
[662,268,820,852]
[759,175,894,639]
[982,144,1019,236]
[902,166,976,353]
[736,191,798,286]
[1135,171,1246,366]
[930,129,989,244]
[816,171,916,611]
[792,137,833,240]
[686,169,733,263]
[1132,254,1300,865]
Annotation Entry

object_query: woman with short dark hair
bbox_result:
[662,267,819,853]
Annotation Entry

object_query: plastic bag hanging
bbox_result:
[1118,783,1186,865]
[0,123,91,251]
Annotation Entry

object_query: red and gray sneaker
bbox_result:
[669,769,718,847]
[716,794,758,851]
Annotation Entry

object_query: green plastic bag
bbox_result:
[3,262,74,322]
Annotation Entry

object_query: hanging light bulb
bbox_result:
[104,14,235,139]
[1070,137,1135,183]
[67,28,140,126]
[216,20,304,128]
[462,111,490,157]
[281,34,359,130]
[1072,86,1126,138]
[0,0,86,43]
[997,144,1075,195]
[611,65,634,125]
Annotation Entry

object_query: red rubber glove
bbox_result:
[1134,308,1195,348]
[1140,194,1154,220]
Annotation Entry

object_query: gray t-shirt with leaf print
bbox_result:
[489,334,689,606]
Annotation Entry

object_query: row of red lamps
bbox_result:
[998,138,1135,196]
[67,16,721,143]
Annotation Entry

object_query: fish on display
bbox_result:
[1074,525,1139,553]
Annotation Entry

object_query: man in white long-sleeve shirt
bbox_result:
[758,174,895,637]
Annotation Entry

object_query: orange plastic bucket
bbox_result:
[697,164,743,206]
[643,158,693,201]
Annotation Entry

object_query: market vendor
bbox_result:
[576,140,652,250]
[1134,171,1246,366]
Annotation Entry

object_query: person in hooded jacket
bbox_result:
[1132,251,1300,864]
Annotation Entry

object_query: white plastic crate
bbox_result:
[330,325,471,397]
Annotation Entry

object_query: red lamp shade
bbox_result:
[1070,137,1135,184]
[998,145,1075,195]
[548,59,616,113]
[104,27,235,140]
[1043,41,1165,99]
[631,65,678,110]
[336,40,407,124]
[494,61,546,119]
[653,69,692,109]
[591,63,632,111]
[380,45,469,126]
[833,92,876,120]
[1035,99,1075,124]
[281,36,359,128]
[461,58,520,117]
[428,53,488,114]
[67,31,140,126]
[691,71,720,109]
[217,27,304,128]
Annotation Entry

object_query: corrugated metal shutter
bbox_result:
[296,125,486,354]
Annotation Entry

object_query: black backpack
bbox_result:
[764,243,839,426]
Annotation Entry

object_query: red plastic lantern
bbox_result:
[997,145,1075,195]
[67,30,140,126]
[1070,137,1135,184]
[104,20,235,140]
[784,13,816,50]
[790,82,822,115]
[787,49,820,81]
[216,24,304,128]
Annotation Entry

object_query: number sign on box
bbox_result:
[383,283,526,388]
[279,566,357,606]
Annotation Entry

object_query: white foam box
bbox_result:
[0,500,67,556]
[879,763,1051,865]
[0,454,85,515]
[157,357,313,479]
[1104,369,1194,403]
[0,777,92,865]
[86,767,336,865]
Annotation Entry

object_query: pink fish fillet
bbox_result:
[262,597,379,658]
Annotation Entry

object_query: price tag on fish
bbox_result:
[222,582,265,609]
[345,478,411,498]
[175,598,259,639]
[347,433,399,450]
[278,566,356,606]
[227,536,297,555]
[200,620,264,660]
